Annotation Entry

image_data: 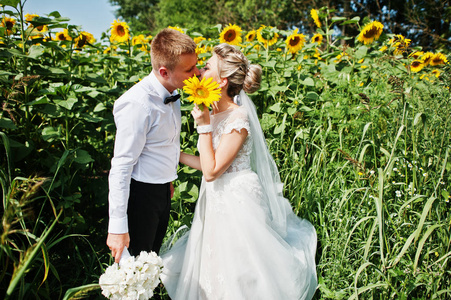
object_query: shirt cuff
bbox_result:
[108,217,129,234]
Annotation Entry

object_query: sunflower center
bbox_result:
[363,27,378,38]
[290,36,300,46]
[196,87,208,98]
[248,33,255,41]
[77,34,88,47]
[58,33,66,40]
[225,30,236,42]
[117,25,126,36]
[411,61,421,67]
[5,20,14,29]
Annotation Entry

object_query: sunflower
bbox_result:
[310,9,321,28]
[285,29,305,54]
[409,51,424,60]
[132,34,151,52]
[196,45,208,65]
[357,21,383,45]
[311,33,323,45]
[25,13,39,23]
[410,60,424,73]
[389,34,411,55]
[430,53,448,66]
[194,36,206,45]
[219,24,242,46]
[432,70,440,78]
[168,26,184,33]
[132,34,146,46]
[420,52,434,66]
[257,25,278,47]
[110,19,130,43]
[1,16,16,35]
[379,45,388,52]
[54,29,72,41]
[30,24,48,39]
[74,31,95,49]
[183,76,221,108]
[246,30,256,42]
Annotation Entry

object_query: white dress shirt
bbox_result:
[108,72,181,234]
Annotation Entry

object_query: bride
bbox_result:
[160,43,317,300]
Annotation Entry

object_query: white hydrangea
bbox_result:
[99,249,164,300]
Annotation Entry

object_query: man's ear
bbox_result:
[159,66,169,79]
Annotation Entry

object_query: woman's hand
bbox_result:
[191,104,210,126]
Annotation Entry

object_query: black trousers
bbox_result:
[127,179,171,256]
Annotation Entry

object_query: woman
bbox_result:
[160,43,317,300]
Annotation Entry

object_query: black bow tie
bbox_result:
[164,94,181,104]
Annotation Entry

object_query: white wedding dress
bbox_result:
[161,104,317,300]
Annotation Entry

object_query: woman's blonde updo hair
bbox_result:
[213,43,262,98]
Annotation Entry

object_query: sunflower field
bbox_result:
[1,1,450,299]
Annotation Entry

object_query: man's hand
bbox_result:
[106,232,130,263]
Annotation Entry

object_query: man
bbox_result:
[107,28,200,263]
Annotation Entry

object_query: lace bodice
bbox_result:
[209,106,252,173]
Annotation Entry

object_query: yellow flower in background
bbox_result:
[432,69,440,77]
[410,60,424,73]
[30,24,48,39]
[24,13,49,39]
[196,45,208,65]
[1,16,16,35]
[168,26,184,33]
[334,52,349,63]
[74,31,95,49]
[103,45,117,54]
[219,24,242,45]
[421,52,434,66]
[357,21,383,45]
[311,33,323,45]
[54,29,72,41]
[430,53,448,66]
[110,19,130,43]
[310,9,321,28]
[25,13,39,23]
[257,25,279,47]
[379,45,388,52]
[246,30,256,42]
[183,76,221,108]
[285,29,305,54]
[194,36,206,45]
[132,34,147,46]
[132,34,152,52]
[389,34,411,55]
[409,51,424,59]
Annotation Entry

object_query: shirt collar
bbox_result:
[149,71,178,100]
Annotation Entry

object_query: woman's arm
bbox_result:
[180,151,202,171]
[198,129,247,182]
[191,104,247,182]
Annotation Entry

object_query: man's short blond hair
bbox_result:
[151,28,197,71]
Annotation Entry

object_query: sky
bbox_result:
[23,0,119,41]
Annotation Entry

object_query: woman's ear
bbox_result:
[219,77,228,89]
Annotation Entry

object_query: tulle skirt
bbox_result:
[160,169,317,300]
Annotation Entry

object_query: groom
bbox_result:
[107,28,200,263]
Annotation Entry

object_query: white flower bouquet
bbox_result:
[99,248,163,300]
